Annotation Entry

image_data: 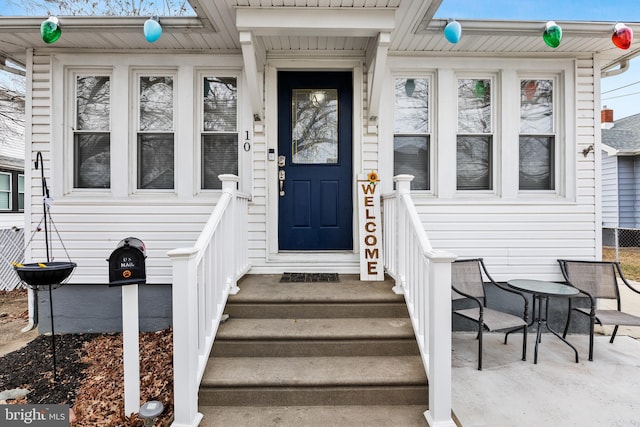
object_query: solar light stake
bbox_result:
[140,400,164,426]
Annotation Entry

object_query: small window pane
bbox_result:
[0,173,10,191]
[204,77,237,132]
[138,134,174,189]
[457,136,492,190]
[18,175,24,210]
[202,134,238,189]
[76,76,110,131]
[140,76,174,131]
[394,136,429,190]
[74,134,110,188]
[520,80,553,134]
[520,136,554,190]
[394,78,428,134]
[292,89,338,164]
[458,79,491,133]
[0,173,9,209]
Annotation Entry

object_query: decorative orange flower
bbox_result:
[367,171,379,184]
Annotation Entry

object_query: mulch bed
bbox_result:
[0,329,174,426]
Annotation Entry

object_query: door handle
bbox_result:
[279,170,285,196]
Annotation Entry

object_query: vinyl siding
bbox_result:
[27,52,238,284]
[601,154,619,227]
[26,51,601,284]
[618,156,635,228]
[410,57,596,282]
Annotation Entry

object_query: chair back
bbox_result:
[561,260,619,300]
[452,259,486,299]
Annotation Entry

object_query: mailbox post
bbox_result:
[107,237,147,416]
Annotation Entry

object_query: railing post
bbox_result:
[167,247,203,427]
[424,251,457,427]
[219,174,241,294]
[393,174,414,294]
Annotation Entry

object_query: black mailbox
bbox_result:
[108,237,146,286]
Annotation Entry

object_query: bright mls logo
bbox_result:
[1,405,69,426]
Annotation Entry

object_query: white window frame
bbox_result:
[17,173,24,211]
[386,57,575,202]
[455,73,499,195]
[196,70,242,192]
[391,74,434,193]
[64,68,113,195]
[0,172,12,210]
[517,74,560,195]
[132,70,177,193]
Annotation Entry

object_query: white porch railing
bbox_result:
[167,175,250,427]
[382,175,457,427]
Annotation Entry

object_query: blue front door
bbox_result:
[278,71,353,250]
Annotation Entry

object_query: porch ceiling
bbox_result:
[0,0,638,72]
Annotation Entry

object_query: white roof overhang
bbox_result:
[236,7,395,37]
[235,7,396,121]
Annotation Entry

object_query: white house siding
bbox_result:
[601,154,619,227]
[27,52,248,284]
[0,213,23,229]
[389,56,597,282]
[617,156,636,228]
[26,49,603,283]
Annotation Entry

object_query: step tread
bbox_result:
[233,275,403,303]
[217,317,415,340]
[199,405,428,426]
[201,356,426,387]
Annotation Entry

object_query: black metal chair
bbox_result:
[558,259,640,361]
[452,258,529,370]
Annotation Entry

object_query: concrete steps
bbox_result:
[199,274,428,426]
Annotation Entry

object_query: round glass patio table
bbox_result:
[507,279,580,364]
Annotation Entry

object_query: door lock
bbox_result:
[278,155,286,167]
[278,170,285,196]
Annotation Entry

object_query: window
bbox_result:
[519,79,555,190]
[0,173,10,209]
[0,171,24,212]
[393,78,430,190]
[137,75,174,190]
[457,78,493,190]
[74,75,110,189]
[201,76,238,190]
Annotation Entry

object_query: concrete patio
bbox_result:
[452,331,640,426]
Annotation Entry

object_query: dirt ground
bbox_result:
[0,289,174,426]
[0,289,38,357]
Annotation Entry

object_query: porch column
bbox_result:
[394,174,414,294]
[168,247,203,427]
[425,251,457,427]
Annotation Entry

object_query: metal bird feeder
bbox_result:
[13,151,76,382]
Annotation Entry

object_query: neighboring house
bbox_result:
[0,1,636,327]
[0,85,24,229]
[0,85,25,291]
[601,110,640,231]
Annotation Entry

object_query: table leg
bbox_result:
[544,295,579,363]
[534,296,543,363]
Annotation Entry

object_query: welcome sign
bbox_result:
[357,172,384,281]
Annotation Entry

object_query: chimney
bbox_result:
[601,107,614,129]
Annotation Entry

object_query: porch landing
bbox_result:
[452,332,640,426]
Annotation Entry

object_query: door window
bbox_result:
[291,89,338,164]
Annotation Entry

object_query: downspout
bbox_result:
[22,48,37,332]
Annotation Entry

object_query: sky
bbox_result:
[0,0,639,118]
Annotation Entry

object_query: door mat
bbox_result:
[280,272,340,283]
